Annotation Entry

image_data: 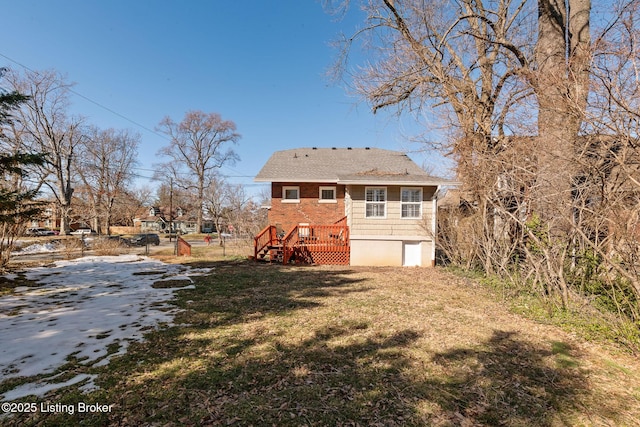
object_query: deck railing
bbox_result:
[281,225,298,264]
[254,225,277,260]
[282,223,349,264]
[255,220,350,265]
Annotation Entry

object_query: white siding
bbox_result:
[348,185,436,238]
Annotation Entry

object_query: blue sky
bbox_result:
[0,0,450,197]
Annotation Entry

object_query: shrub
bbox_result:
[58,238,84,259]
[92,238,126,256]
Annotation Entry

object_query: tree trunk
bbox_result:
[533,0,591,237]
[105,198,115,236]
[197,183,204,234]
[59,203,71,236]
[530,0,591,306]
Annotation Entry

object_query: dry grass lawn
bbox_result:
[3,256,640,426]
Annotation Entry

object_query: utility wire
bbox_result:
[0,51,255,180]
[0,51,168,141]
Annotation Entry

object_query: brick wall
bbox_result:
[268,182,346,232]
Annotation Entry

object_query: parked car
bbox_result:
[129,233,160,246]
[25,227,56,236]
[70,228,95,235]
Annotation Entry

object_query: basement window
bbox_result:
[282,186,300,203]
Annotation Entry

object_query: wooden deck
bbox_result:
[254,217,350,265]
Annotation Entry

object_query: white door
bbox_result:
[403,242,422,267]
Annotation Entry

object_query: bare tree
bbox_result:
[222,182,259,238]
[7,69,82,235]
[327,0,540,275]
[114,187,154,227]
[330,1,640,321]
[75,126,139,234]
[204,175,232,245]
[330,0,536,170]
[157,110,240,233]
[203,177,264,244]
[565,0,640,316]
[327,0,596,306]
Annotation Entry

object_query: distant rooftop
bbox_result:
[255,147,452,186]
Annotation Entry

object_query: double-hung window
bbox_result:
[401,188,422,218]
[365,187,386,218]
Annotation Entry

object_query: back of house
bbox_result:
[255,147,453,267]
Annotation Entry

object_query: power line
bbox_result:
[75,163,254,182]
[0,51,256,180]
[0,51,169,141]
[131,165,253,178]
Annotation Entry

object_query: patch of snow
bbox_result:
[188,267,215,276]
[11,242,59,255]
[0,254,205,401]
[158,274,194,284]
[1,374,96,401]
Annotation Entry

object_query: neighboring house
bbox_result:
[254,147,453,267]
[26,201,95,233]
[27,203,59,230]
[134,206,214,234]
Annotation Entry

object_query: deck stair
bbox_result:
[263,243,283,263]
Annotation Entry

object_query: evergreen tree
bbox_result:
[0,152,45,223]
[0,68,45,268]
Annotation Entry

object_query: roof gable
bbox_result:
[255,147,450,185]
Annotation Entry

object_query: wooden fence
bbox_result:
[177,236,191,257]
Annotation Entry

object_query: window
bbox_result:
[365,187,386,218]
[319,186,336,203]
[401,188,422,218]
[282,186,300,203]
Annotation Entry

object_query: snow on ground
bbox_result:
[12,241,59,255]
[0,254,208,401]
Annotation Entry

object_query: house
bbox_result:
[134,206,215,234]
[25,201,81,232]
[27,203,59,230]
[254,147,453,266]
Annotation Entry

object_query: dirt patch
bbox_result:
[151,279,192,289]
[132,271,163,276]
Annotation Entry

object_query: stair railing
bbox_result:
[254,225,276,259]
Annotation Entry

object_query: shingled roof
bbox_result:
[255,147,451,186]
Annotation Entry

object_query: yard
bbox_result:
[1,249,640,426]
